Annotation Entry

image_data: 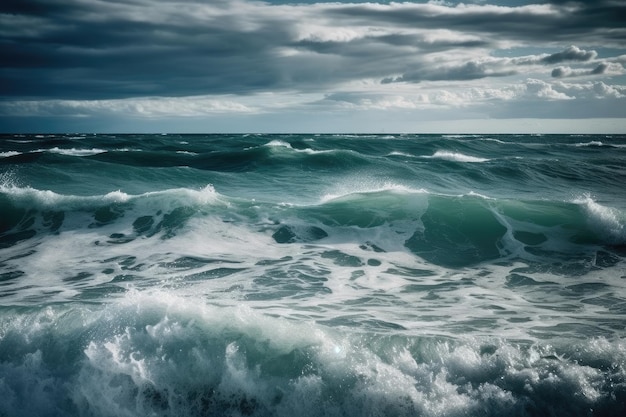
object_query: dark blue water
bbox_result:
[1,133,625,416]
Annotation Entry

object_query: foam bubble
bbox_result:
[0,170,18,187]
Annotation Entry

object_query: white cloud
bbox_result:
[552,80,626,99]
[519,78,572,100]
[591,82,626,99]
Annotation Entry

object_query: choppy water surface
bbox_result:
[1,133,625,416]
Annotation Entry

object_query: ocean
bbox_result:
[0,133,625,416]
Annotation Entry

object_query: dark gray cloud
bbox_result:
[1,0,296,99]
[551,62,611,78]
[0,0,625,104]
[382,60,517,84]
[326,1,626,44]
[381,45,606,84]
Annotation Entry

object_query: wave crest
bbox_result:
[426,151,489,163]
[0,293,624,417]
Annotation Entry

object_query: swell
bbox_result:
[0,185,223,249]
[3,135,625,200]
[2,184,624,266]
[292,190,625,268]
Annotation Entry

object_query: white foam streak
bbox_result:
[320,181,426,203]
[575,141,604,147]
[0,151,21,158]
[0,184,220,210]
[0,185,131,209]
[427,151,489,163]
[264,140,341,156]
[387,151,415,157]
[483,138,506,144]
[1,185,72,208]
[47,147,107,156]
[296,148,333,155]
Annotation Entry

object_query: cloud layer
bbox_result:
[1,0,625,131]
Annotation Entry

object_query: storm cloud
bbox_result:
[1,0,625,132]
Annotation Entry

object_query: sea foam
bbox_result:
[0,290,624,417]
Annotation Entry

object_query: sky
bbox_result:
[1,0,625,133]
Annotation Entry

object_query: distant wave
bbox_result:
[574,141,626,148]
[2,183,623,266]
[0,151,21,158]
[575,141,605,147]
[263,139,292,148]
[0,183,221,211]
[387,151,415,157]
[264,140,335,155]
[482,137,507,144]
[425,150,489,163]
[46,147,107,156]
[320,183,426,204]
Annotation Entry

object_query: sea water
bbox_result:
[0,133,625,416]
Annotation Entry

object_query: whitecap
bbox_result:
[295,148,333,155]
[264,140,292,149]
[47,147,107,156]
[0,151,21,158]
[575,195,625,244]
[425,150,489,163]
[574,141,604,147]
[102,190,132,203]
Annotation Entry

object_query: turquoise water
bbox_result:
[1,133,625,416]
